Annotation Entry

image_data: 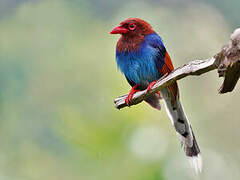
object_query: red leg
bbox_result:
[146,80,158,92]
[125,85,140,106]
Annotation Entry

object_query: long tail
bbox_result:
[161,87,202,174]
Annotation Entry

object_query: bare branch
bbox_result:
[114,28,240,110]
[218,28,240,93]
[114,57,218,109]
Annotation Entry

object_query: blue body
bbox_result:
[116,33,166,88]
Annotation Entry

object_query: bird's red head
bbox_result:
[110,18,154,36]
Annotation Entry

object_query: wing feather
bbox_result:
[158,51,179,103]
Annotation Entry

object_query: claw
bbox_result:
[125,85,140,106]
[146,80,158,92]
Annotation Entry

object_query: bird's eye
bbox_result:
[128,23,136,30]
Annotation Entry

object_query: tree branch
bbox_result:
[114,28,240,110]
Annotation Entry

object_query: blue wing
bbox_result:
[144,33,166,73]
[146,33,179,104]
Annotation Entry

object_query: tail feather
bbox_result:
[185,127,200,157]
[161,88,202,173]
[188,154,202,174]
[144,93,162,110]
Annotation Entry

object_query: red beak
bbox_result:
[110,26,129,34]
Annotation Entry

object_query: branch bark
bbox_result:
[114,28,240,110]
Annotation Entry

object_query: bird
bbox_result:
[110,18,202,173]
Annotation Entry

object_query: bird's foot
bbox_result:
[146,80,158,92]
[125,85,140,106]
[156,91,162,98]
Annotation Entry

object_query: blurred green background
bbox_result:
[0,0,239,179]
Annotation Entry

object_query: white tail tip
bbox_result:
[188,154,202,174]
